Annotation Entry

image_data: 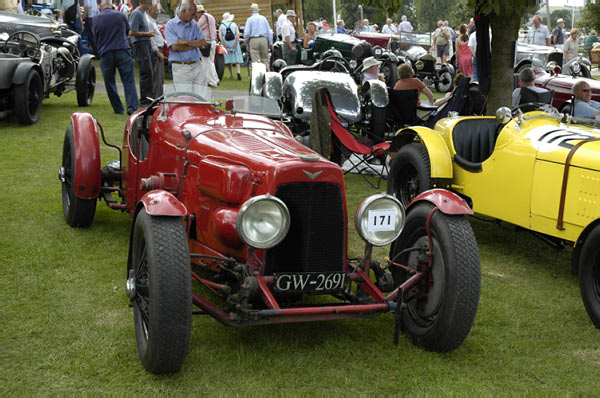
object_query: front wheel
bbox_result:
[14,68,43,125]
[215,53,225,81]
[381,61,398,88]
[578,225,600,328]
[435,71,453,93]
[387,143,432,207]
[60,125,97,227]
[76,62,96,107]
[128,209,192,373]
[390,202,481,352]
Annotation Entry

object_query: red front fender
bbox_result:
[407,189,473,215]
[69,112,101,200]
[138,190,188,216]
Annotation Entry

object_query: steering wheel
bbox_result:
[3,31,42,62]
[141,95,165,135]
[318,56,350,74]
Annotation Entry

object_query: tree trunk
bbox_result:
[486,12,521,115]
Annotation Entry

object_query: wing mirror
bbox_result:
[496,107,512,124]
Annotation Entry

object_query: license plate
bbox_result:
[434,64,442,70]
[273,272,348,293]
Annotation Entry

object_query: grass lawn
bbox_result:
[0,91,599,394]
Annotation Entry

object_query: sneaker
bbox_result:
[127,108,136,115]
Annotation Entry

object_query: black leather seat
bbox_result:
[518,86,554,112]
[387,89,419,126]
[452,119,501,172]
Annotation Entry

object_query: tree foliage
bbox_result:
[304,0,333,24]
[580,2,600,32]
[339,0,380,29]
[413,0,454,31]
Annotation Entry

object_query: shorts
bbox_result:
[437,44,449,56]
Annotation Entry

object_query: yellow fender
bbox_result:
[391,127,453,179]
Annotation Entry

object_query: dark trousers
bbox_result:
[99,49,139,114]
[132,40,154,105]
[151,51,164,98]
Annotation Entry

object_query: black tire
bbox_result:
[390,202,480,352]
[129,209,192,373]
[387,143,432,207]
[76,62,95,107]
[215,53,225,81]
[578,225,600,328]
[435,71,453,93]
[580,64,591,79]
[381,61,398,88]
[61,125,97,227]
[14,68,43,125]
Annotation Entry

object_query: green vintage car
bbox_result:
[272,33,400,88]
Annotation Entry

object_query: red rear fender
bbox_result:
[407,189,473,215]
[69,112,101,200]
[138,190,188,216]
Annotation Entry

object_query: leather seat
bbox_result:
[452,119,501,172]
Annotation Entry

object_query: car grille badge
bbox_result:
[302,170,323,180]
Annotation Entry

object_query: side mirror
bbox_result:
[496,106,512,124]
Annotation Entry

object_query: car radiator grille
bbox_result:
[265,182,345,274]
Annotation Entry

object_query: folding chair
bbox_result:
[322,89,391,189]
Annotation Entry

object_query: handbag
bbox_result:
[200,45,211,57]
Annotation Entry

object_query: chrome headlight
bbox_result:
[570,62,581,75]
[349,59,357,69]
[546,61,557,70]
[354,193,405,246]
[236,194,290,249]
[415,60,424,70]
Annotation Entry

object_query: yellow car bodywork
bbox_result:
[392,112,600,244]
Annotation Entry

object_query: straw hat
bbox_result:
[557,18,564,24]
[222,12,234,23]
[197,4,205,12]
[361,56,381,72]
[286,10,296,17]
[250,3,259,12]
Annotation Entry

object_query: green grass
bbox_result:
[1,91,599,394]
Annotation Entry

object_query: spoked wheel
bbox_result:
[578,225,600,328]
[76,62,96,107]
[390,202,481,352]
[127,209,192,373]
[14,69,43,125]
[381,61,398,88]
[387,143,432,207]
[60,125,97,227]
[435,71,453,93]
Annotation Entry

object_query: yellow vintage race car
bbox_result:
[387,104,600,328]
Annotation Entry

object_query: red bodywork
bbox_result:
[354,32,393,50]
[71,96,473,328]
[533,68,600,111]
[70,112,101,199]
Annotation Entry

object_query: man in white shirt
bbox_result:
[528,15,551,46]
[363,19,374,33]
[281,10,297,66]
[147,3,164,98]
[381,18,397,35]
[274,8,286,40]
[120,2,130,19]
[398,15,412,33]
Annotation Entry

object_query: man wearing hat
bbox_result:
[552,18,566,50]
[197,4,219,86]
[281,10,297,66]
[361,56,383,86]
[244,3,273,70]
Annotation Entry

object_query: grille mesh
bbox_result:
[265,182,345,274]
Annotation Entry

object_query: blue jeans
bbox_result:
[100,50,139,114]
[472,57,478,82]
[66,18,83,55]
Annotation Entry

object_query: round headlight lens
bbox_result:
[415,60,424,70]
[236,195,290,249]
[354,194,405,246]
[349,59,357,69]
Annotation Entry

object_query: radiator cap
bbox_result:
[300,154,320,162]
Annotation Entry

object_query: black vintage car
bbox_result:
[0,11,95,125]
[272,33,400,88]
[399,46,455,93]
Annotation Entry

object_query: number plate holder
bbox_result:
[273,272,349,293]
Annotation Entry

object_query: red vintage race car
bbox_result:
[532,67,600,113]
[58,85,481,374]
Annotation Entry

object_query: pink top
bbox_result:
[197,12,217,41]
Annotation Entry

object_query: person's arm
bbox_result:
[234,25,240,47]
[129,12,154,37]
[303,32,309,49]
[564,44,569,62]
[422,85,435,104]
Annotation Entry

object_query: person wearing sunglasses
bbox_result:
[573,80,600,120]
